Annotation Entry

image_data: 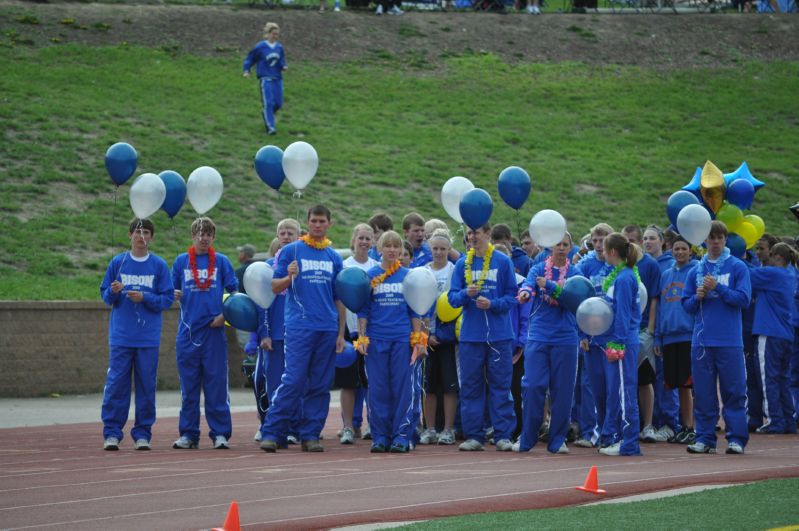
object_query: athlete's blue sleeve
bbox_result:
[749,267,786,295]
[274,244,290,279]
[142,258,175,312]
[218,256,238,293]
[681,265,700,315]
[489,257,519,313]
[520,264,540,297]
[256,307,269,338]
[332,252,344,302]
[517,298,532,348]
[171,259,182,292]
[715,261,751,309]
[610,275,636,345]
[279,46,287,70]
[448,259,470,309]
[245,332,258,356]
[243,44,260,73]
[100,256,121,306]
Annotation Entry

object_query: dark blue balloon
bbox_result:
[459,188,493,230]
[335,267,371,313]
[158,170,186,219]
[681,166,702,201]
[222,293,259,332]
[558,276,595,315]
[666,190,700,227]
[335,342,358,369]
[726,233,746,259]
[726,178,755,211]
[254,145,285,191]
[723,161,765,191]
[105,142,138,186]
[497,166,531,210]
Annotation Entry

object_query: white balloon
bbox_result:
[576,297,613,336]
[638,281,648,315]
[441,176,475,224]
[676,204,711,246]
[129,173,166,219]
[402,267,439,316]
[282,141,319,191]
[529,209,567,248]
[243,262,275,310]
[187,166,223,215]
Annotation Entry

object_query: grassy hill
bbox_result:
[1,2,798,300]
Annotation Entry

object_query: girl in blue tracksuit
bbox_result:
[599,233,642,456]
[448,223,518,452]
[356,231,424,453]
[171,217,238,449]
[654,235,698,444]
[681,221,751,455]
[100,218,174,450]
[516,233,579,454]
[750,243,798,434]
[243,22,287,135]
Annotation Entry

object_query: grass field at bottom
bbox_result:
[400,478,799,530]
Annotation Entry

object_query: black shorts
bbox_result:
[638,357,656,386]
[423,341,459,394]
[334,350,368,389]
[663,341,692,389]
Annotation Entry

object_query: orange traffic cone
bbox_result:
[576,466,606,494]
[212,501,240,531]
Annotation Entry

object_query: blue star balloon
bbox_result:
[723,162,764,191]
[681,166,702,201]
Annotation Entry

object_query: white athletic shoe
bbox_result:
[254,430,262,442]
[726,442,744,455]
[555,442,569,454]
[376,4,384,14]
[173,436,198,449]
[437,428,456,445]
[340,427,355,445]
[458,439,485,451]
[134,439,151,451]
[599,442,621,456]
[640,424,657,443]
[419,428,438,445]
[213,435,230,449]
[103,437,120,451]
[574,438,594,448]
[653,425,675,442]
[495,439,513,452]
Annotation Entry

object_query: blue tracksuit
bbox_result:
[655,260,698,348]
[751,266,797,433]
[172,250,238,443]
[261,240,343,443]
[410,241,433,268]
[100,251,174,442]
[517,262,579,453]
[243,40,286,132]
[741,260,763,429]
[511,246,532,277]
[682,251,751,449]
[792,267,799,425]
[448,249,518,443]
[358,266,419,448]
[605,267,642,455]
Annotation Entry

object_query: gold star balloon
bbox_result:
[700,160,726,214]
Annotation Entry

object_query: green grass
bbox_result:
[1,43,798,299]
[400,478,799,529]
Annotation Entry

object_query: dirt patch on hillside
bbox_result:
[1,0,798,69]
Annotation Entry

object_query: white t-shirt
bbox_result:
[343,255,379,338]
[424,261,455,333]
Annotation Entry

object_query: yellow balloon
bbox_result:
[222,292,231,327]
[743,214,765,240]
[716,202,743,232]
[436,291,462,323]
[700,160,726,214]
[736,221,758,249]
[455,314,463,340]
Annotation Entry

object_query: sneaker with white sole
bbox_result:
[653,425,675,442]
[340,427,355,445]
[375,4,384,14]
[287,435,299,445]
[213,435,230,449]
[437,428,456,445]
[640,424,657,443]
[134,439,151,451]
[389,5,404,13]
[495,438,513,451]
[362,427,372,440]
[725,442,744,455]
[687,442,716,454]
[173,436,198,449]
[574,438,594,448]
[419,428,437,445]
[458,439,485,451]
[599,442,621,456]
[254,430,262,442]
[555,442,569,454]
[512,441,522,452]
[103,437,120,451]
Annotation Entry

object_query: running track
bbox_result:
[1,410,798,530]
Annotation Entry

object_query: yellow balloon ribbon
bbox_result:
[700,160,726,214]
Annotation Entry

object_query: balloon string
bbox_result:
[178,301,203,348]
[111,186,118,257]
[514,210,523,244]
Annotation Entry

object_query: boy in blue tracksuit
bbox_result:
[448,223,518,452]
[260,205,346,453]
[100,218,174,451]
[243,22,287,135]
[681,221,751,455]
[403,212,433,268]
[750,243,798,434]
[357,231,425,453]
[171,217,238,450]
[516,234,580,454]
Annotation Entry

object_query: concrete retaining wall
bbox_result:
[0,302,249,398]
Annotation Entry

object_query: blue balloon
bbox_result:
[497,166,531,210]
[558,276,595,315]
[105,142,138,186]
[726,233,746,259]
[335,267,372,313]
[335,342,358,369]
[459,188,493,230]
[666,190,700,227]
[222,293,259,332]
[726,178,755,211]
[681,166,702,201]
[254,145,285,191]
[158,170,186,219]
[723,161,764,191]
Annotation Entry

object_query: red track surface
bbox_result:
[1,409,798,530]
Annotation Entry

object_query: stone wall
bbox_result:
[0,302,249,398]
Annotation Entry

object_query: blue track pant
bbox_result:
[691,345,749,449]
[585,344,610,446]
[176,327,231,443]
[519,341,578,453]
[574,350,599,443]
[262,328,336,442]
[364,339,417,447]
[604,344,640,455]
[102,346,159,442]
[259,77,283,132]
[792,328,799,426]
[458,340,515,443]
[757,335,796,433]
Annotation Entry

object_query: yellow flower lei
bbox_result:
[371,260,401,289]
[410,331,428,347]
[300,234,331,250]
[354,336,370,351]
[464,243,494,292]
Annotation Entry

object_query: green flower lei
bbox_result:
[602,264,641,294]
